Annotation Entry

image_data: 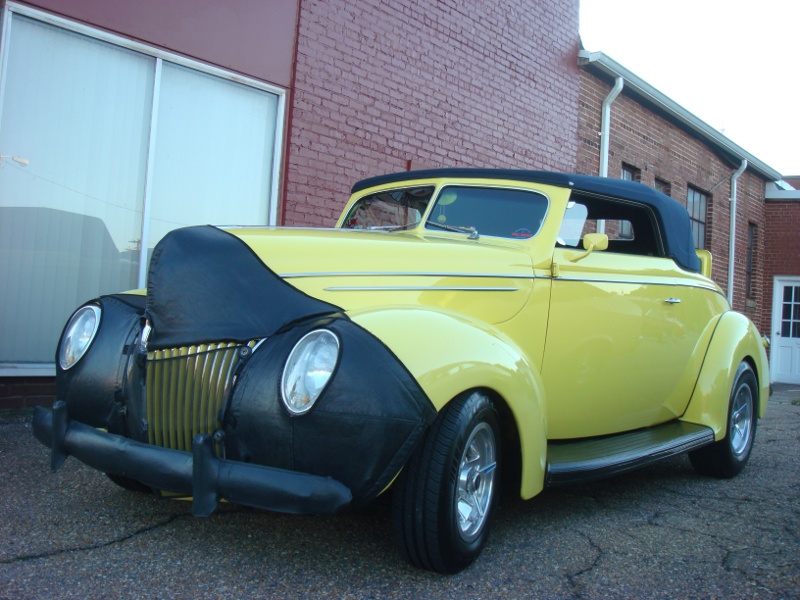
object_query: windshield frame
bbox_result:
[339,181,551,243]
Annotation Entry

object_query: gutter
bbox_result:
[765,185,800,201]
[578,50,783,182]
[727,160,747,305]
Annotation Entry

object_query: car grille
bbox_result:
[145,340,258,451]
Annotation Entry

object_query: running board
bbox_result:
[545,421,714,487]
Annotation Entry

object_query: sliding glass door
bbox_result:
[0,8,283,370]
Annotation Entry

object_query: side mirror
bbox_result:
[568,233,608,263]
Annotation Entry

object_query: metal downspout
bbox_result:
[597,76,624,235]
[727,159,748,305]
[599,76,624,178]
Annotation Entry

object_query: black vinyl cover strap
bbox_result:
[146,225,342,350]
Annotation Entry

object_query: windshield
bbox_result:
[425,186,549,239]
[341,186,435,230]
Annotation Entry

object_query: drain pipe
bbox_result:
[727,159,747,305]
[599,76,624,178]
[597,76,624,234]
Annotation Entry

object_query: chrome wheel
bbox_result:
[456,422,497,542]
[730,380,754,457]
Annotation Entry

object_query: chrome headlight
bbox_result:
[58,305,102,370]
[281,329,340,415]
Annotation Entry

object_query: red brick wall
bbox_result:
[763,199,800,336]
[0,377,56,411]
[578,70,769,333]
[283,0,581,227]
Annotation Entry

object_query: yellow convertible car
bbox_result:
[34,169,769,573]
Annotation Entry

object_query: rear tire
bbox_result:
[689,362,757,478]
[392,391,500,573]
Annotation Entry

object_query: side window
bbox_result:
[557,195,663,257]
[425,186,549,239]
[557,201,588,247]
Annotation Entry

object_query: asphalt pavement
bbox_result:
[1,385,798,599]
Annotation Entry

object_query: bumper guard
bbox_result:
[33,401,352,517]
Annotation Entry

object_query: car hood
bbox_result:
[228,227,536,324]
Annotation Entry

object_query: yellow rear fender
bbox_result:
[349,306,548,499]
[682,311,770,439]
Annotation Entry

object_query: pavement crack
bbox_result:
[564,530,603,599]
[0,513,189,565]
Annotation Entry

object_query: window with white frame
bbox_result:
[0,6,284,370]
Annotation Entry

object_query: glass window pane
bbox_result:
[782,322,791,337]
[0,15,153,364]
[425,186,549,239]
[784,286,793,302]
[785,304,794,320]
[147,63,278,253]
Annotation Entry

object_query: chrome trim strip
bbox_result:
[554,275,722,294]
[324,286,520,292]
[282,271,541,280]
[284,270,720,295]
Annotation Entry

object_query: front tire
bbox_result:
[392,391,500,573]
[689,362,757,478]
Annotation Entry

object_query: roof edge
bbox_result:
[765,189,800,201]
[578,50,783,182]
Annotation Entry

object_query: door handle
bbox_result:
[665,298,681,304]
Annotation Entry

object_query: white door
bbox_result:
[771,277,800,384]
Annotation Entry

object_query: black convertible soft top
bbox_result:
[352,169,701,273]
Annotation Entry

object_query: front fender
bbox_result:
[682,311,770,439]
[350,306,548,499]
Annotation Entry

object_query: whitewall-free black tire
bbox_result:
[392,391,500,573]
